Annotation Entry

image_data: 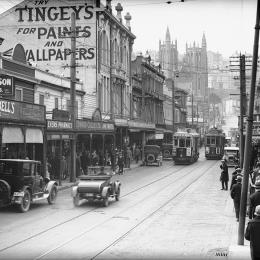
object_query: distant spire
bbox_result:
[202,32,207,49]
[166,26,171,42]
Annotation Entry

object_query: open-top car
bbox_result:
[0,159,58,212]
[143,145,163,166]
[72,166,121,207]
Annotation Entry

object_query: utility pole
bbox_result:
[172,79,175,134]
[191,92,194,127]
[238,0,260,245]
[239,54,246,168]
[70,12,76,183]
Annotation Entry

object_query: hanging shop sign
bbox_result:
[0,99,45,123]
[0,75,13,96]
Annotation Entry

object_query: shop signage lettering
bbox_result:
[12,1,95,62]
[0,75,13,96]
[76,120,114,131]
[15,3,94,22]
[47,120,73,129]
[0,100,15,114]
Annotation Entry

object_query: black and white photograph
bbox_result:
[0,0,259,259]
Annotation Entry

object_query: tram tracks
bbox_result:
[0,159,219,259]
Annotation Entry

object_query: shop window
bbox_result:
[39,94,44,105]
[55,97,59,109]
[15,89,22,101]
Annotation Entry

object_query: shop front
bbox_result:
[76,119,115,173]
[0,98,45,164]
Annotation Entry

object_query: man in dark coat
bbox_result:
[220,159,229,190]
[249,180,260,219]
[230,176,242,221]
[245,205,260,260]
[230,167,241,190]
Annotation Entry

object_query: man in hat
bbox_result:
[245,205,260,260]
[220,159,229,190]
[230,167,242,190]
[249,180,260,219]
[230,175,242,221]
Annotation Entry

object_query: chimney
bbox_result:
[115,3,123,23]
[124,12,132,30]
[106,0,112,12]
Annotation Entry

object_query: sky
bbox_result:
[0,0,257,59]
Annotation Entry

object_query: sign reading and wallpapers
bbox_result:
[0,75,13,96]
[0,99,45,123]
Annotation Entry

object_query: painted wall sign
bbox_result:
[0,75,13,96]
[0,99,45,123]
[0,0,96,110]
[76,119,114,131]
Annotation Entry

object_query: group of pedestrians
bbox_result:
[220,159,260,260]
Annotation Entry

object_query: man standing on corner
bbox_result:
[230,175,242,222]
[220,159,229,190]
[245,205,260,260]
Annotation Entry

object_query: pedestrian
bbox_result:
[220,159,229,190]
[76,153,81,177]
[126,147,132,168]
[245,205,260,260]
[230,167,242,190]
[81,150,87,175]
[230,175,242,222]
[134,146,141,164]
[117,153,124,175]
[248,180,260,219]
[61,155,67,180]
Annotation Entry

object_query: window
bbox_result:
[211,137,216,145]
[179,138,185,147]
[15,89,22,101]
[39,94,44,105]
[55,98,59,109]
[186,138,191,147]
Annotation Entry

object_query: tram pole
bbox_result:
[238,0,260,245]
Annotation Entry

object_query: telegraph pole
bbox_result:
[70,12,76,182]
[238,0,260,245]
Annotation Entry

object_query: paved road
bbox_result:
[0,156,245,259]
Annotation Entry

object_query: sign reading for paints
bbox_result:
[0,0,96,90]
[0,75,13,96]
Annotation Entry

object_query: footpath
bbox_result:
[56,160,251,260]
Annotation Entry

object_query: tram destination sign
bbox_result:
[0,75,13,96]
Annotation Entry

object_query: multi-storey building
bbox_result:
[131,54,165,150]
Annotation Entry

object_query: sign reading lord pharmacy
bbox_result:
[0,0,96,78]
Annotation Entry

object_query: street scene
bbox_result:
[0,0,259,259]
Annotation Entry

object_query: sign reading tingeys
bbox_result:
[13,1,95,62]
[0,75,13,96]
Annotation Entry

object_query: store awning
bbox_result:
[26,128,43,143]
[2,127,24,143]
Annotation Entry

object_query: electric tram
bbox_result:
[172,128,200,164]
[205,127,225,160]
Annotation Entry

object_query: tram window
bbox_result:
[186,138,191,147]
[174,139,178,146]
[179,138,185,147]
[206,137,210,145]
[211,137,216,145]
[216,137,220,145]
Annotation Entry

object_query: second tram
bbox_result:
[172,129,200,164]
[205,127,225,160]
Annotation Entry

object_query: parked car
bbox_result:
[0,159,58,212]
[143,145,163,166]
[223,146,239,167]
[72,166,121,207]
[161,143,173,160]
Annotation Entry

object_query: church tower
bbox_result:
[159,27,178,79]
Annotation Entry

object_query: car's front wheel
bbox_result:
[103,193,109,207]
[18,190,31,213]
[47,185,58,204]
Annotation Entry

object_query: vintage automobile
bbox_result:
[223,146,239,167]
[143,145,163,166]
[72,166,121,207]
[161,143,173,160]
[0,159,58,213]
